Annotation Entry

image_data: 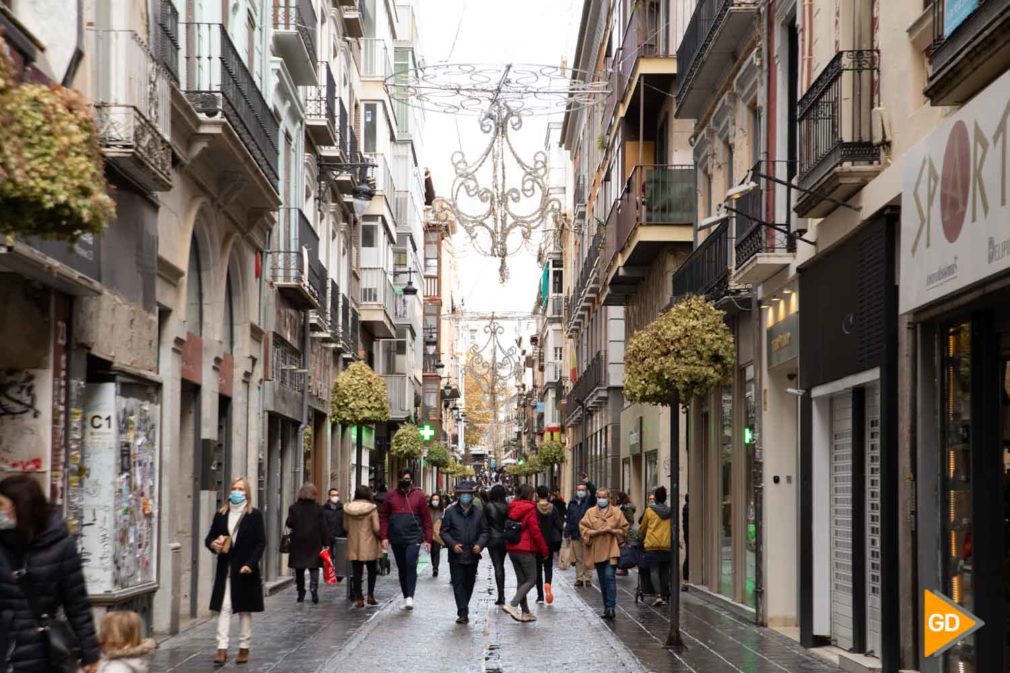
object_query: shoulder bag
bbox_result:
[220,511,245,555]
[10,554,82,673]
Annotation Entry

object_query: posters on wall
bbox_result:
[81,381,159,596]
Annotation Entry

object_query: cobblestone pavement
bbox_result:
[150,551,846,673]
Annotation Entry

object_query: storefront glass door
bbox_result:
[719,384,734,598]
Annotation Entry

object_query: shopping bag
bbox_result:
[558,539,576,569]
[320,547,337,585]
[617,542,644,570]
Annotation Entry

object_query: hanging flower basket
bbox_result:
[390,424,425,460]
[425,442,452,469]
[624,294,735,406]
[0,51,114,241]
[331,362,391,425]
[536,440,566,466]
[521,455,543,477]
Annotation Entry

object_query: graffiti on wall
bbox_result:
[0,368,50,473]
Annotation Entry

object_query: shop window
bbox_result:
[743,365,757,608]
[942,322,975,672]
[719,384,733,598]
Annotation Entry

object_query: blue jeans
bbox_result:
[595,561,617,610]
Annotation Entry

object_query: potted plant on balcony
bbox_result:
[332,362,390,486]
[0,51,114,241]
[623,293,734,647]
[390,424,425,461]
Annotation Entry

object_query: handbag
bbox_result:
[11,560,81,673]
[432,518,443,546]
[618,542,644,570]
[557,538,575,569]
[220,511,245,555]
[503,517,523,545]
[280,530,292,555]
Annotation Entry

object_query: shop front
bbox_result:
[798,215,898,662]
[902,69,1010,673]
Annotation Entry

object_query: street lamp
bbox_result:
[392,268,418,296]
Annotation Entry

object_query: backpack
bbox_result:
[503,517,523,545]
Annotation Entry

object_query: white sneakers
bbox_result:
[402,597,414,611]
[502,604,522,621]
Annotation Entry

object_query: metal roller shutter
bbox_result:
[831,392,855,650]
[865,383,882,657]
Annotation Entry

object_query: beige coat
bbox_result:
[579,504,628,568]
[342,500,383,561]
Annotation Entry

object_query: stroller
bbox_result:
[617,540,647,603]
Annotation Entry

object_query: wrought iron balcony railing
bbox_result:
[272,0,317,64]
[677,0,731,100]
[796,50,879,189]
[671,219,731,302]
[154,0,179,83]
[272,208,322,307]
[91,29,172,191]
[732,160,795,268]
[566,351,603,411]
[183,23,279,188]
[304,61,336,130]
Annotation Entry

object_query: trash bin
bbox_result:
[330,537,350,600]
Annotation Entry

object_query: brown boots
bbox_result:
[367,595,377,606]
[236,648,249,664]
[355,597,365,608]
[213,649,227,666]
[215,648,249,666]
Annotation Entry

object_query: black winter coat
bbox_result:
[536,502,564,552]
[286,500,328,569]
[0,513,101,672]
[439,503,490,565]
[322,500,345,540]
[205,508,266,614]
[483,501,509,549]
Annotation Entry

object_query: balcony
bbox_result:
[359,268,396,338]
[383,374,417,420]
[603,165,696,304]
[182,23,280,200]
[565,352,605,424]
[732,161,795,284]
[544,361,563,386]
[361,38,392,79]
[320,100,365,194]
[341,1,365,39]
[350,306,360,358]
[795,50,881,217]
[272,0,318,86]
[393,292,419,333]
[566,230,602,337]
[153,0,179,83]
[925,0,1010,105]
[615,1,679,119]
[545,295,564,322]
[675,0,759,119]
[90,30,172,192]
[304,62,336,146]
[671,219,732,304]
[272,208,322,309]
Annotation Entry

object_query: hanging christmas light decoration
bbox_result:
[463,315,523,460]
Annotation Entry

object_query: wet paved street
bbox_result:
[150,551,845,673]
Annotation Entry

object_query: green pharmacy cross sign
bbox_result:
[419,423,436,441]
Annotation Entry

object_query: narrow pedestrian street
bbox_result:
[152,555,844,673]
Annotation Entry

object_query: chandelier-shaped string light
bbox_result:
[463,315,523,461]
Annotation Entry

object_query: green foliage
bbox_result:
[624,294,735,406]
[390,424,424,460]
[425,442,452,469]
[0,51,114,241]
[522,455,543,477]
[536,440,566,466]
[331,362,390,424]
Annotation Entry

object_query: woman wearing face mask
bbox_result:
[579,487,628,619]
[205,477,265,665]
[286,483,329,605]
[0,475,101,673]
[428,493,444,578]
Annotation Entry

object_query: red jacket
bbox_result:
[379,487,432,545]
[505,499,549,557]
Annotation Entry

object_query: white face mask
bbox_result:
[329,496,340,504]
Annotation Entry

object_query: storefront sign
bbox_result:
[901,68,1010,313]
[767,312,799,368]
[944,0,978,37]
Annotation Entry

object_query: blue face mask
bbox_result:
[597,498,610,509]
[229,490,247,505]
[575,490,587,500]
[459,494,473,506]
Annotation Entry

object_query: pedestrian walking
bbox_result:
[563,473,596,587]
[483,484,509,605]
[379,469,432,610]
[638,486,672,606]
[438,481,490,624]
[615,492,636,576]
[579,487,628,620]
[503,484,549,622]
[0,474,101,673]
[205,477,265,666]
[550,487,567,521]
[97,610,155,673]
[322,488,345,584]
[428,492,444,578]
[343,485,383,608]
[286,482,329,604]
[534,485,563,604]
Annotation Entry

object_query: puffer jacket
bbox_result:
[505,500,548,557]
[0,512,101,672]
[97,638,156,673]
[639,503,672,551]
[483,501,509,549]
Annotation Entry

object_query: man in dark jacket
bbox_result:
[438,480,490,624]
[563,473,596,586]
[379,469,432,610]
[322,488,345,582]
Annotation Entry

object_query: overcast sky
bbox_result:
[414,0,583,336]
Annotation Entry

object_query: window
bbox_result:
[553,346,563,362]
[750,106,762,165]
[364,103,378,153]
[223,273,235,352]
[246,13,255,74]
[187,238,203,336]
[552,263,563,294]
[362,224,377,248]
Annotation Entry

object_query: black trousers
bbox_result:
[295,568,319,593]
[430,541,442,573]
[535,550,554,600]
[488,544,507,601]
[448,562,479,616]
[641,551,672,601]
[351,560,377,600]
[391,543,420,598]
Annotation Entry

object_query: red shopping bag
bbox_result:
[320,547,337,585]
